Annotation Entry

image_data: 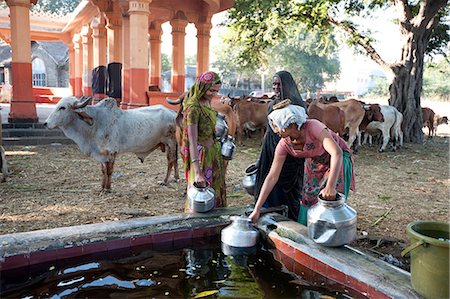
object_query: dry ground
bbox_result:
[0,126,449,271]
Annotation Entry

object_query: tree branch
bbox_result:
[327,17,392,73]
[394,0,413,33]
[415,0,447,31]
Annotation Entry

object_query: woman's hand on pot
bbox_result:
[319,187,337,200]
[195,174,207,188]
[248,208,261,223]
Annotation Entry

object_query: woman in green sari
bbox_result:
[181,71,226,211]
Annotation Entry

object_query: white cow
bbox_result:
[44,96,179,191]
[0,111,7,182]
[363,105,403,152]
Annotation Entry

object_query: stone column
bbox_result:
[7,0,38,123]
[170,15,188,93]
[127,0,150,108]
[66,39,76,96]
[91,16,108,100]
[195,22,212,76]
[119,0,130,109]
[81,25,93,96]
[148,21,162,89]
[106,15,122,64]
[73,34,83,97]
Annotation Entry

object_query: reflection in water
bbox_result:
[1,238,355,298]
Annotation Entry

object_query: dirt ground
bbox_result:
[1,126,449,271]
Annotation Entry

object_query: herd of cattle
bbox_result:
[0,95,447,189]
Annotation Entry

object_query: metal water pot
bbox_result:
[307,193,357,247]
[215,113,228,141]
[187,182,215,213]
[221,216,259,249]
[242,163,258,196]
[221,135,236,160]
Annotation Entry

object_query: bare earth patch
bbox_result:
[1,131,449,271]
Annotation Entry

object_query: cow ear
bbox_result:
[75,111,94,126]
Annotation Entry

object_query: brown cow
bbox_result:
[0,111,7,182]
[307,100,345,136]
[422,107,435,138]
[232,98,270,146]
[433,114,448,136]
[327,99,366,149]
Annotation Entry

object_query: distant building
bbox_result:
[0,40,68,87]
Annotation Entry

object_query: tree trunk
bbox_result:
[389,31,430,144]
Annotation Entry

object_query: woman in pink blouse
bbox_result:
[249,102,355,225]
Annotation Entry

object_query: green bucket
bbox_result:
[401,221,450,299]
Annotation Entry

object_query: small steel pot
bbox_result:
[187,182,215,213]
[242,163,258,196]
[221,135,236,160]
[215,113,228,141]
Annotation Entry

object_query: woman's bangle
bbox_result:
[191,158,199,163]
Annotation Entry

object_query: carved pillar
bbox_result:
[170,15,188,93]
[149,21,162,89]
[66,39,76,95]
[127,0,150,108]
[119,0,130,109]
[195,22,212,76]
[81,25,93,96]
[91,16,108,100]
[73,34,83,97]
[106,14,122,63]
[6,0,37,123]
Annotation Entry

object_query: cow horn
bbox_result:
[72,96,92,109]
[166,97,182,105]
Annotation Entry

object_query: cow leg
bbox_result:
[162,141,178,185]
[379,129,390,152]
[100,159,115,192]
[0,146,7,182]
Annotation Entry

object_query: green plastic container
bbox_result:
[401,221,450,299]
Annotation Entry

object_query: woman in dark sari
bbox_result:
[254,70,306,221]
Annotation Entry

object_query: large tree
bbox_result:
[226,0,449,143]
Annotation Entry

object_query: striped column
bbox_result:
[81,25,94,96]
[149,21,162,89]
[7,0,37,123]
[196,22,212,76]
[170,16,188,93]
[127,0,150,108]
[73,34,83,97]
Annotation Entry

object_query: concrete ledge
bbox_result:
[258,213,419,299]
[0,206,249,260]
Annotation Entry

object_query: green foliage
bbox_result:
[216,8,340,92]
[161,53,171,73]
[367,76,389,97]
[31,0,81,14]
[423,57,450,98]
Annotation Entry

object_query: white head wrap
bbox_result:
[268,104,308,132]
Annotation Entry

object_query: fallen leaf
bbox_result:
[193,290,219,298]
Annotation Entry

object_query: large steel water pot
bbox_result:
[242,163,258,196]
[307,193,357,247]
[221,216,259,249]
[187,182,215,213]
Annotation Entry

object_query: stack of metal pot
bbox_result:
[221,216,259,255]
[307,193,357,247]
[187,182,215,213]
